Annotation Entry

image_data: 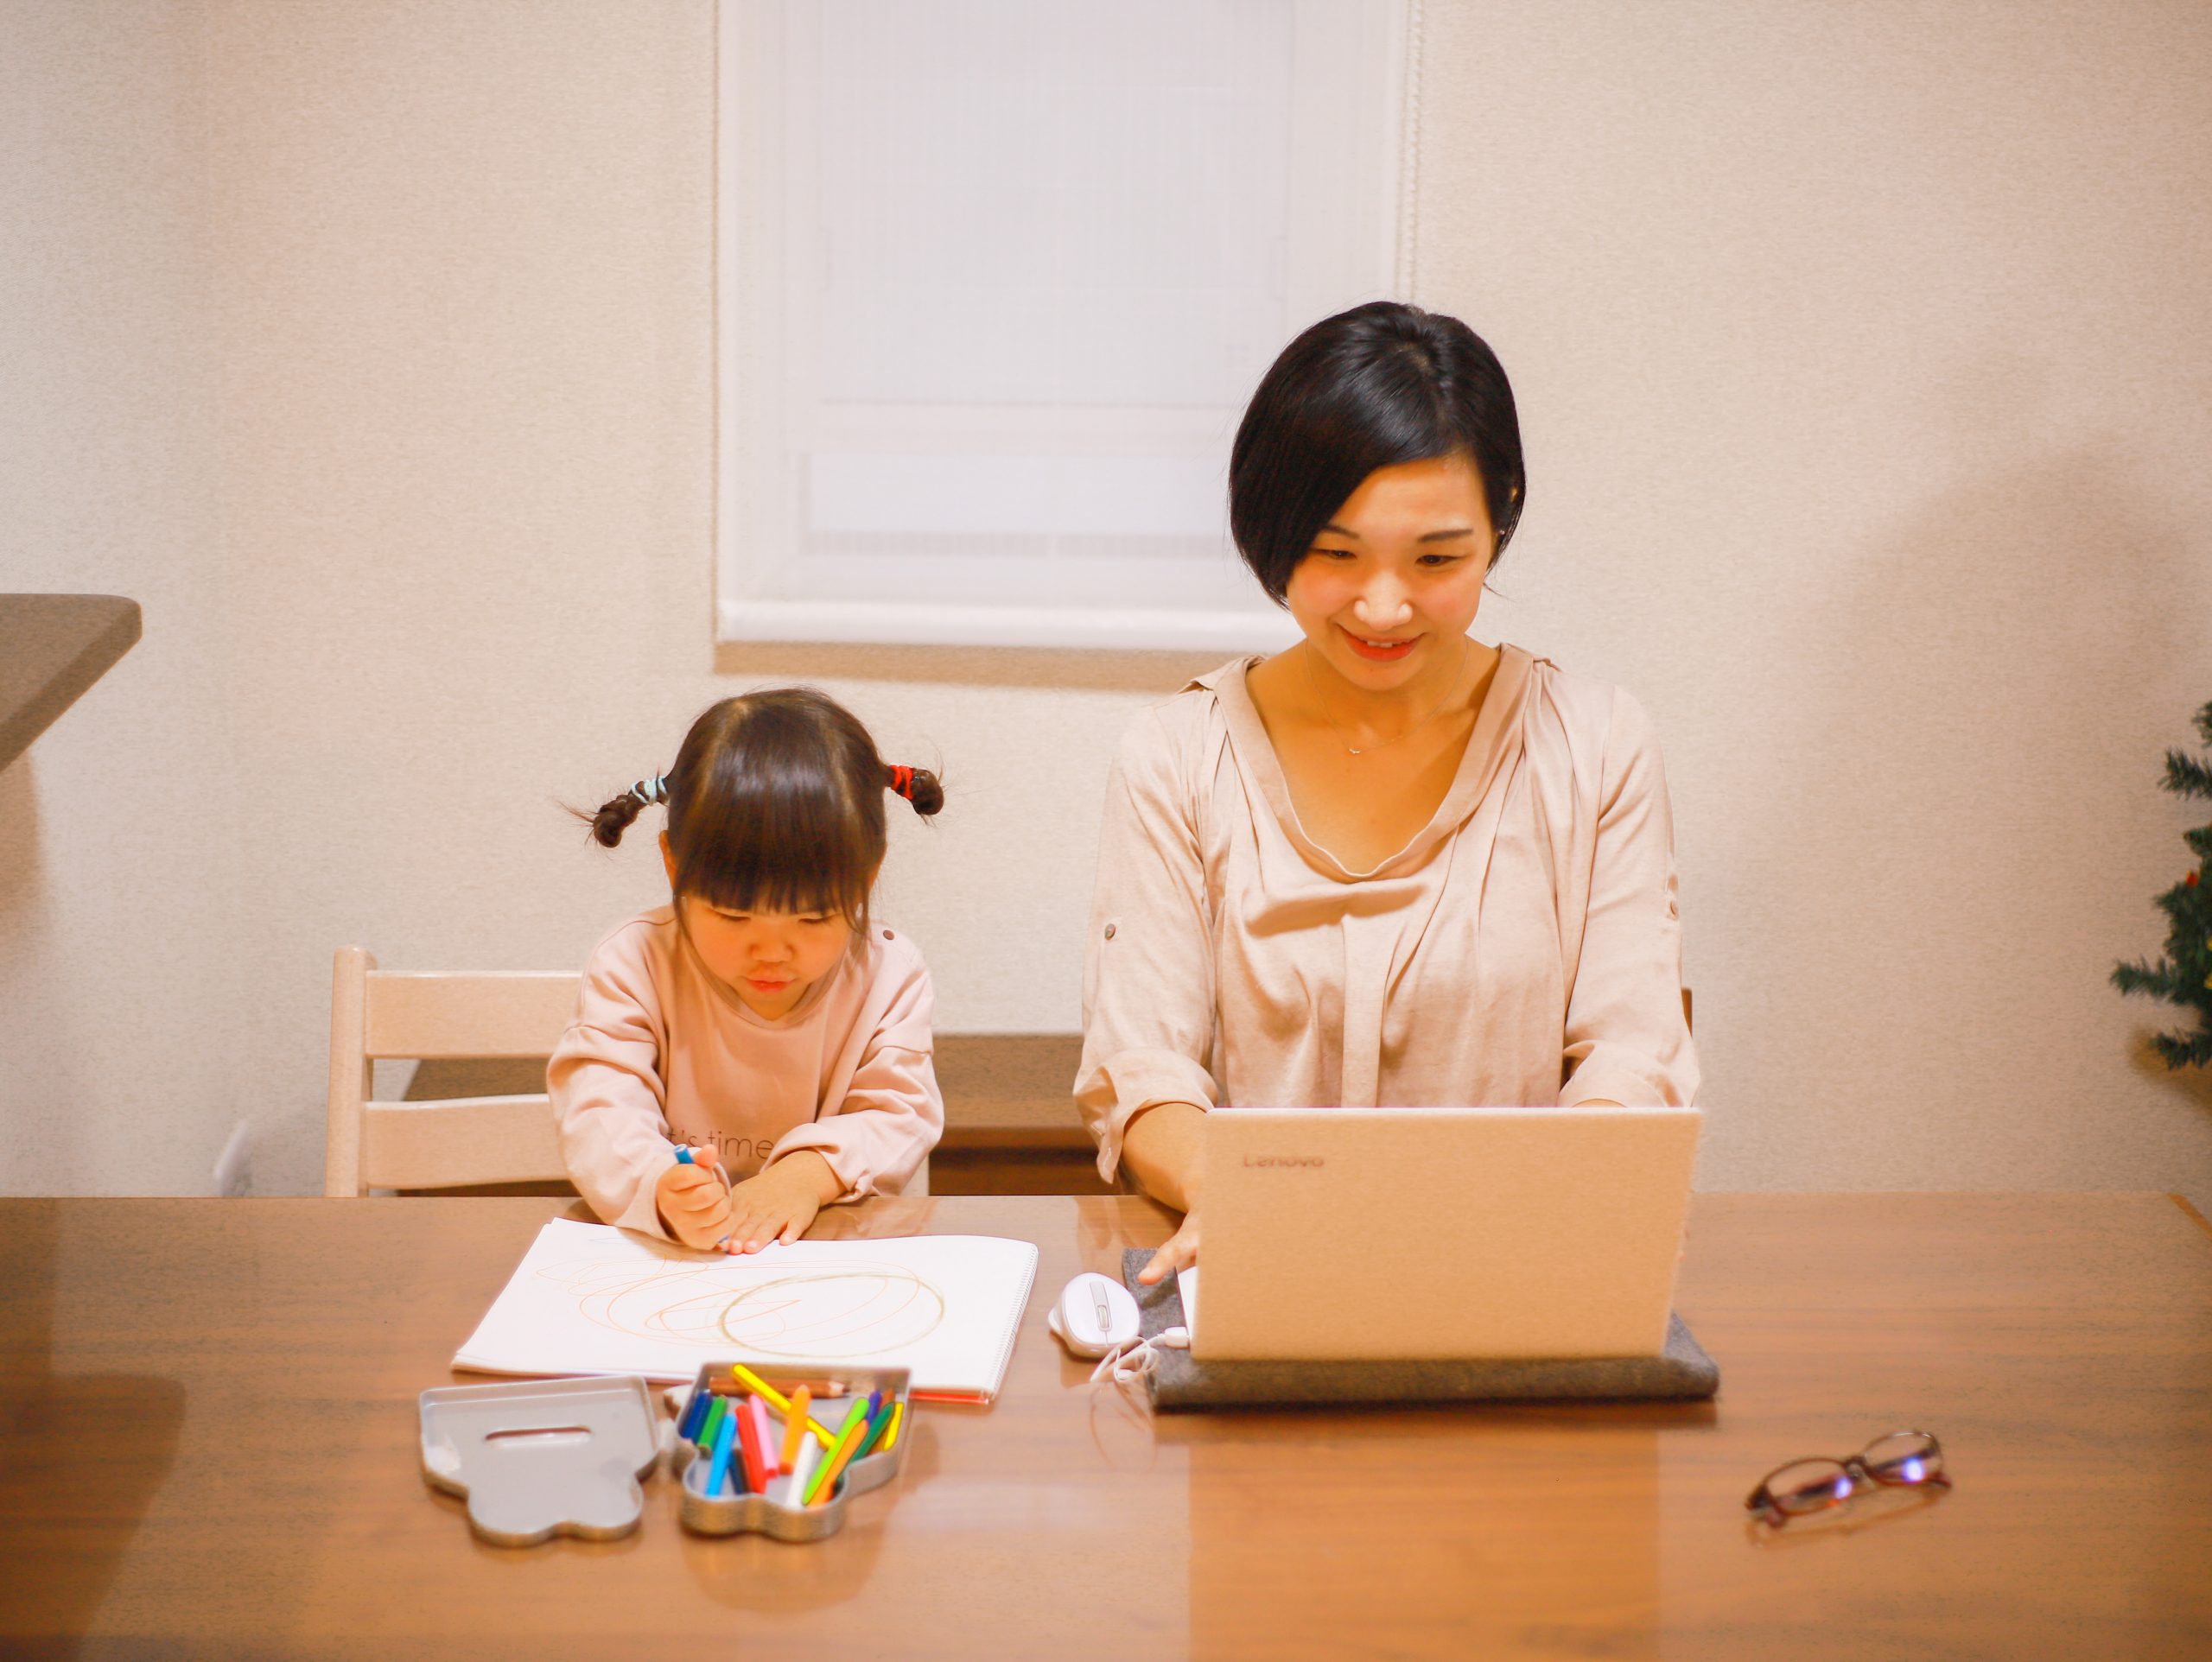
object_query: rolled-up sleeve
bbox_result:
[549,936,677,1239]
[1077,709,1221,1183]
[1559,688,1700,1109]
[772,954,944,1199]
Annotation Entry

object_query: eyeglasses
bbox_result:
[1745,1430,1949,1525]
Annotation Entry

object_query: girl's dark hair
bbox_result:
[1228,301,1525,602]
[576,688,941,940]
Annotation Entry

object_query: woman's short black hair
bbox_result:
[1228,301,1525,602]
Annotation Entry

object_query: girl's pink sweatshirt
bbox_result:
[550,906,943,1238]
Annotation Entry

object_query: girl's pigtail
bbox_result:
[884,762,944,818]
[579,774,667,847]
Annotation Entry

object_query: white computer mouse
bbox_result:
[1047,1272,1141,1359]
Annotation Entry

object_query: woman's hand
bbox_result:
[1137,1207,1199,1285]
[1122,1101,1205,1286]
[720,1151,841,1253]
[654,1146,734,1251]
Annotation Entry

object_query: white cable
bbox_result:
[1089,1325,1191,1387]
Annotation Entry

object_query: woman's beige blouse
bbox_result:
[1076,644,1699,1183]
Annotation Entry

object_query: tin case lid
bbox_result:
[419,1375,660,1547]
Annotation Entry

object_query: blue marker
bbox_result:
[673,1142,734,1250]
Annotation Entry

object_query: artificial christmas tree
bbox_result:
[2112,701,2212,1069]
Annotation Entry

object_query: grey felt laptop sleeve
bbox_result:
[1121,1250,1719,1411]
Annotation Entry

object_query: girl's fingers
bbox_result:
[674,1184,725,1221]
[710,1172,807,1253]
[666,1186,732,1248]
[728,1205,798,1253]
[666,1169,717,1203]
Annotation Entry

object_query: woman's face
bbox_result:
[1283,452,1493,692]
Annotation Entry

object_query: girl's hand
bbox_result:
[720,1152,837,1253]
[655,1145,734,1251]
[1137,1207,1199,1285]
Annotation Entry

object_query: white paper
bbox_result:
[454,1221,1039,1400]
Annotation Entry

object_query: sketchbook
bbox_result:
[453,1220,1039,1403]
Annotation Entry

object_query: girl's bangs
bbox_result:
[670,778,875,927]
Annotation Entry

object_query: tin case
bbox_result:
[668,1361,911,1543]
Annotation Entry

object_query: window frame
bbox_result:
[713,0,1421,650]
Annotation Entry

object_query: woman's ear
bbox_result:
[660,829,677,891]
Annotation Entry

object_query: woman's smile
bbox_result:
[1340,624,1420,663]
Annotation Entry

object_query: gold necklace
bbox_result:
[1301,638,1473,757]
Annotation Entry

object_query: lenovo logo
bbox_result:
[1243,1156,1325,1169]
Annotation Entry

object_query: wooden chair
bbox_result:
[325,948,577,1196]
[327,947,934,1198]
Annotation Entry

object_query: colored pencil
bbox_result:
[734,1392,768,1494]
[677,1384,709,1443]
[783,1434,817,1508]
[703,1400,741,1498]
[728,1362,788,1409]
[804,1398,874,1507]
[808,1404,887,1508]
[748,1393,781,1478]
[779,1386,812,1470]
[731,1363,837,1449]
[855,1398,899,1459]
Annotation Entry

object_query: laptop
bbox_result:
[1185,1106,1700,1362]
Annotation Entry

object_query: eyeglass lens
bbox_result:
[1761,1458,1853,1515]
[1757,1431,1943,1517]
[1859,1430,1943,1486]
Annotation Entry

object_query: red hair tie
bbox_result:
[888,764,915,801]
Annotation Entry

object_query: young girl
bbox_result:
[550,688,946,1253]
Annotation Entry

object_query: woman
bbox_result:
[1076,301,1698,1285]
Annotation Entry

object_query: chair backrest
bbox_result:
[325,948,579,1196]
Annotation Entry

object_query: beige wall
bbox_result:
[5,1,2209,1202]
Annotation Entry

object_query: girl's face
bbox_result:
[663,836,855,1019]
[1282,452,1494,693]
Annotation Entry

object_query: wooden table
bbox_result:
[3,1193,2208,1660]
